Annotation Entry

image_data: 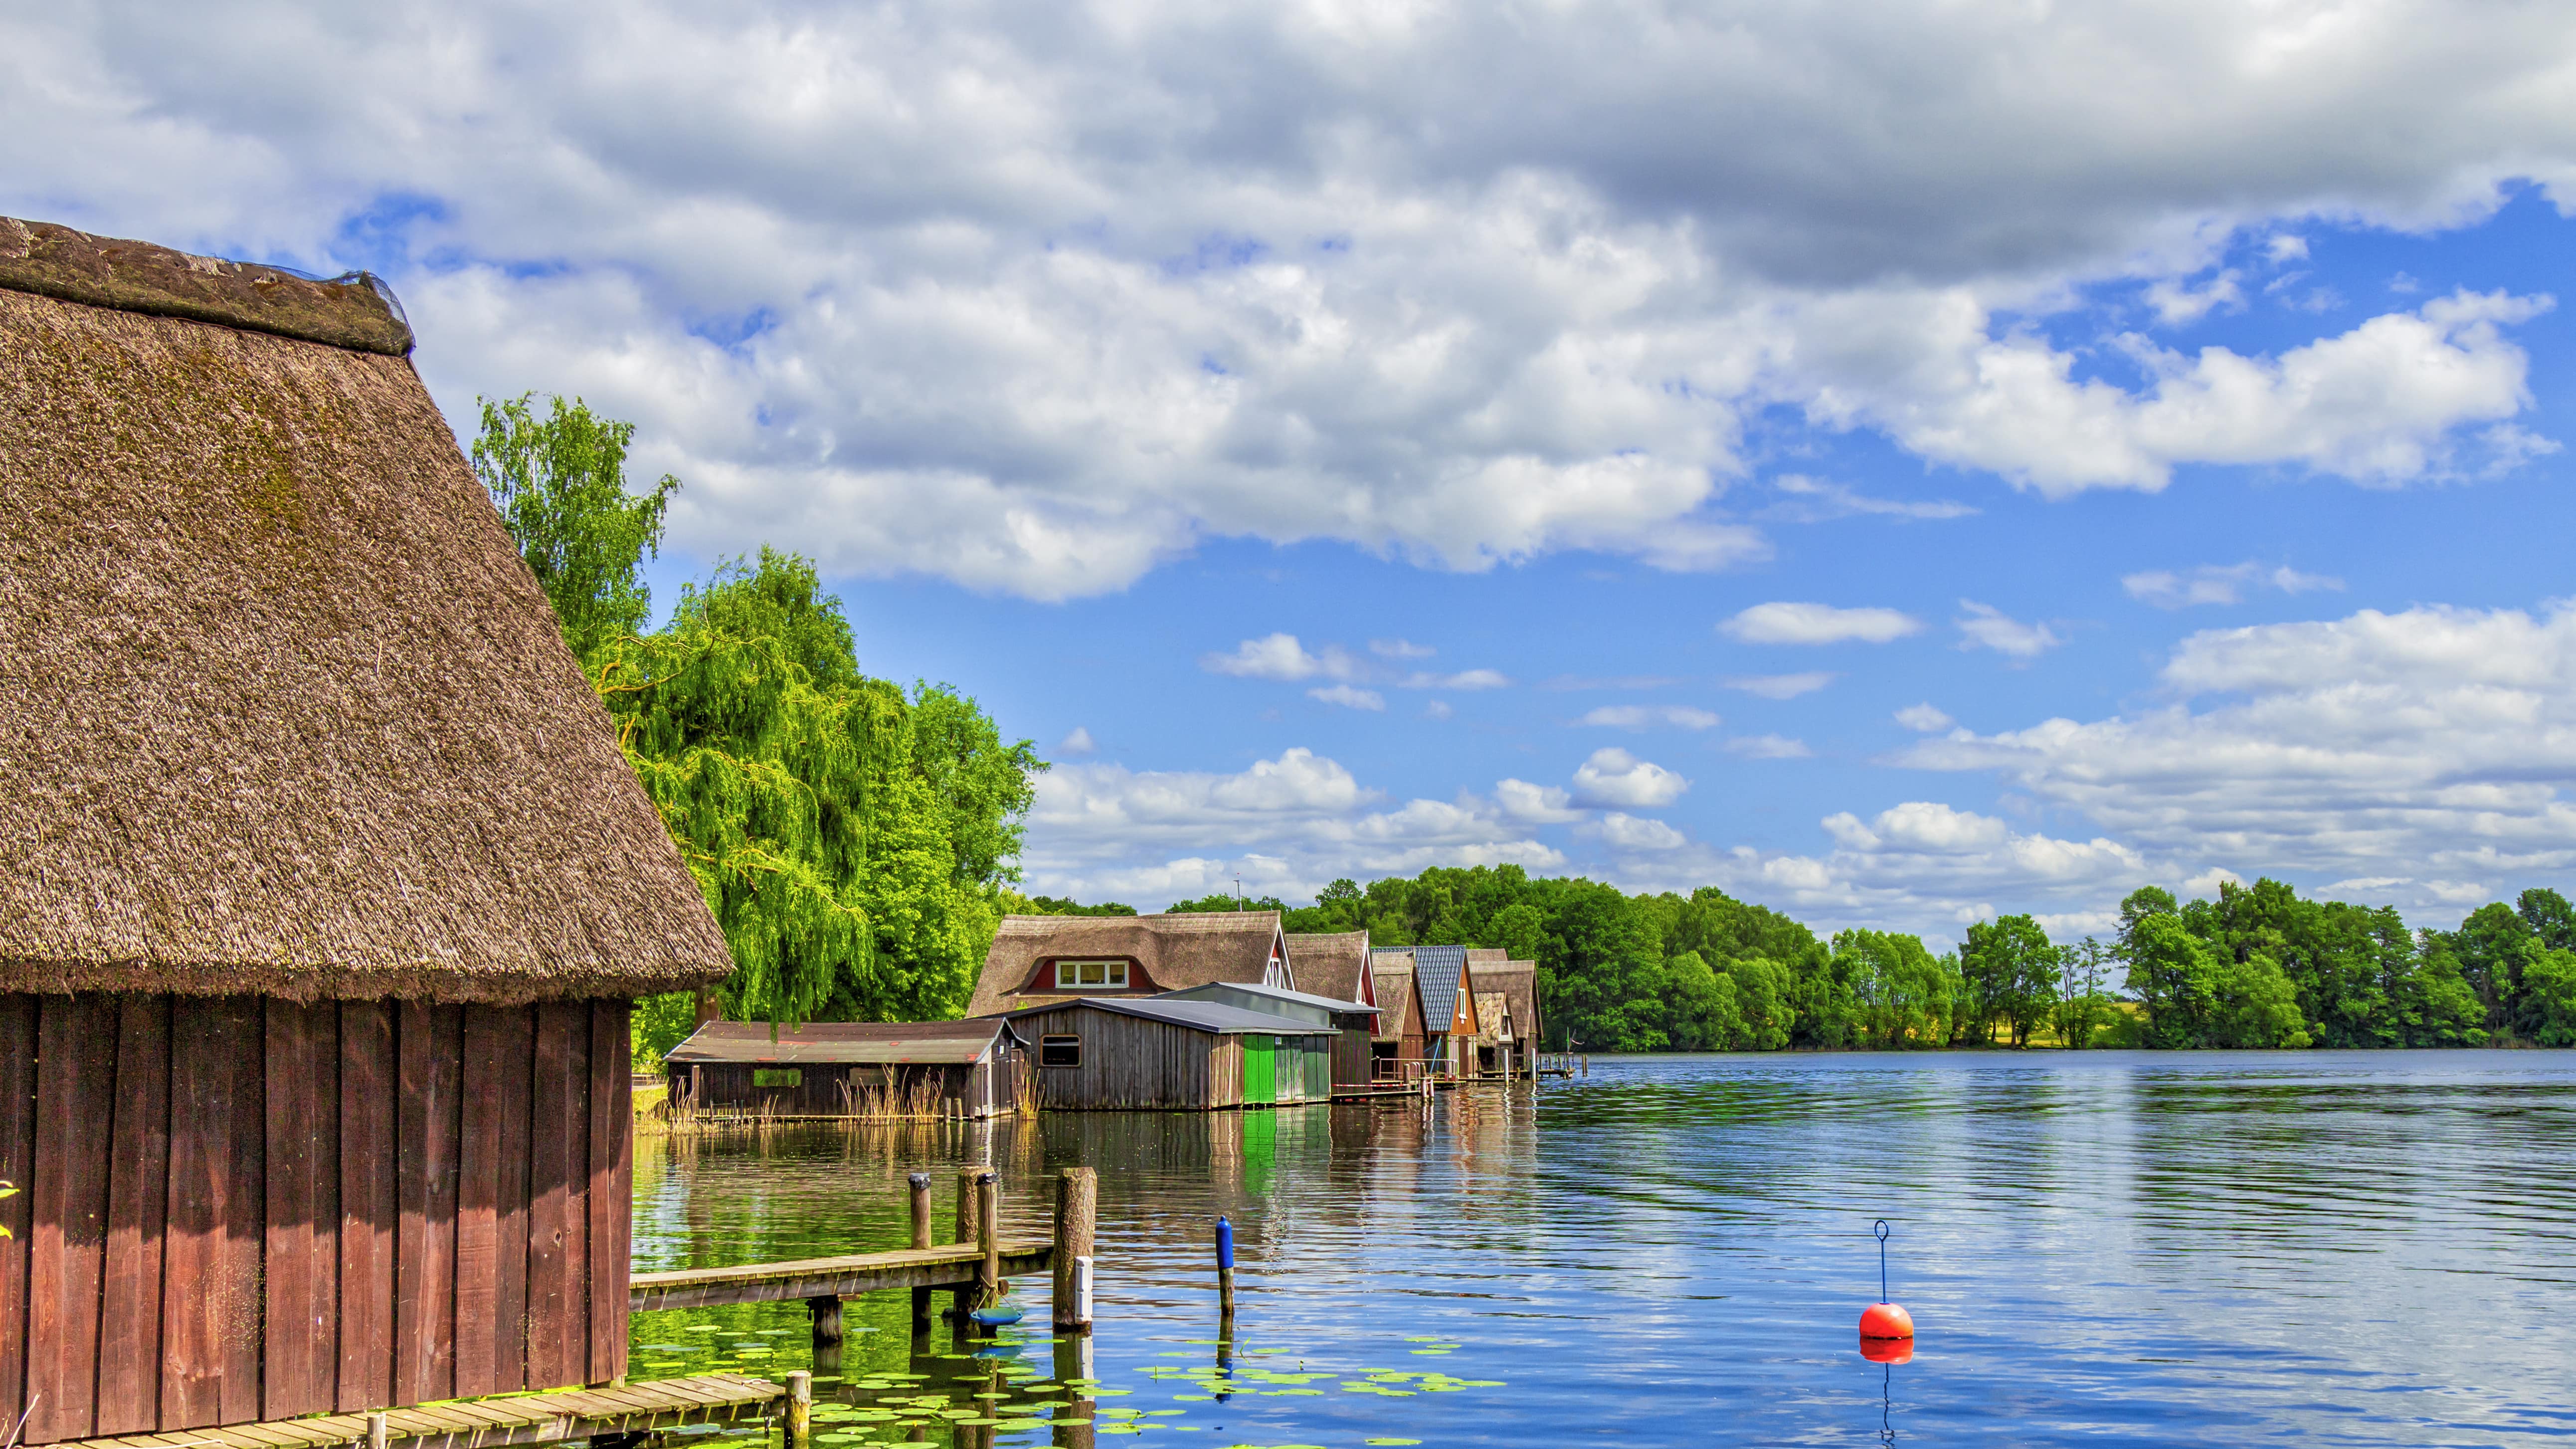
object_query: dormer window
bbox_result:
[1055,960,1129,990]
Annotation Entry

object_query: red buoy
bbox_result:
[1858,1300,1915,1340]
[1859,1330,1914,1365]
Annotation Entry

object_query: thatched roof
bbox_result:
[1474,992,1510,1041]
[0,218,734,1004]
[1285,930,1371,1004]
[1369,949,1418,1042]
[968,911,1287,1017]
[1478,959,1541,1046]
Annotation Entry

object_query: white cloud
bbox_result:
[1027,748,1566,905]
[1399,668,1510,690]
[1762,475,1977,523]
[2145,271,2244,326]
[16,3,2571,597]
[1058,726,1096,755]
[1898,602,2576,920]
[1422,700,1455,721]
[1579,705,1724,731]
[2122,562,2347,608]
[1894,704,1955,732]
[1723,672,1837,699]
[1725,734,1814,759]
[1720,603,1923,645]
[1571,747,1690,808]
[1598,813,1688,852]
[1371,638,1435,659]
[1956,602,2064,659]
[1202,633,1357,682]
[1306,684,1385,711]
[2267,235,2311,263]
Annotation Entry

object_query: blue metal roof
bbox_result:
[1411,944,1468,1033]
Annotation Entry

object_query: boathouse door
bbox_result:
[1243,1035,1276,1105]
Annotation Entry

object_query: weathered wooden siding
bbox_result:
[669,1060,995,1117]
[1329,1029,1373,1088]
[1021,1008,1231,1110]
[0,993,630,1444]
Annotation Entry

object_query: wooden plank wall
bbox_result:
[1024,1008,1227,1110]
[0,993,631,1444]
[673,1060,981,1116]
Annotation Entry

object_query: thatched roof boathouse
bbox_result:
[0,219,735,1441]
[663,1020,1022,1119]
[966,911,1292,1017]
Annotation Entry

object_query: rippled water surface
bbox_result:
[631,1051,2576,1446]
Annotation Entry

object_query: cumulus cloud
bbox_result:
[1598,813,1688,852]
[1203,633,1357,682]
[1306,684,1384,711]
[1027,748,1566,905]
[1725,734,1814,759]
[1898,602,2576,917]
[1956,601,2064,659]
[1721,603,1923,645]
[1579,705,1724,731]
[1571,748,1690,808]
[2122,562,2346,608]
[1762,475,1977,523]
[14,1,2572,597]
[1894,704,1956,733]
[1058,726,1097,755]
[1723,671,1837,699]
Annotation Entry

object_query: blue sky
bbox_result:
[11,0,2576,942]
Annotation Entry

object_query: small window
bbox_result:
[752,1067,801,1087]
[1040,1034,1082,1067]
[1053,960,1129,990]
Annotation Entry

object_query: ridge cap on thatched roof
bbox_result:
[0,217,414,356]
[967,909,1288,1017]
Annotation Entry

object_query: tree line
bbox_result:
[1108,867,2576,1050]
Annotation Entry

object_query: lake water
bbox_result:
[630,1051,2576,1446]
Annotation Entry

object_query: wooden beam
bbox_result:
[629,1241,1053,1313]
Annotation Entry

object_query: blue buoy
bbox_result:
[971,1306,1025,1326]
[1216,1216,1235,1270]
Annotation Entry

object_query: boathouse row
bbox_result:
[0,219,736,1442]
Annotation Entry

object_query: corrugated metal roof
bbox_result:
[1001,996,1334,1037]
[665,1020,1005,1065]
[1412,944,1469,1032]
[1160,981,1380,1022]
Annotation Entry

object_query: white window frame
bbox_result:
[1053,959,1130,990]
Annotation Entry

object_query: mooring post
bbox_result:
[948,1166,980,1321]
[1053,1166,1097,1332]
[808,1292,844,1348]
[1215,1215,1236,1321]
[785,1369,813,1449]
[366,1411,388,1449]
[976,1167,1001,1327]
[908,1170,935,1334]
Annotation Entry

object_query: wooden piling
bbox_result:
[1052,1167,1096,1332]
[1214,1218,1235,1321]
[366,1411,388,1449]
[808,1293,844,1347]
[786,1369,813,1449]
[947,1167,979,1321]
[975,1169,1000,1318]
[909,1171,934,1333]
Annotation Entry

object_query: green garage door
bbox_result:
[1305,1039,1331,1100]
[1243,1034,1276,1104]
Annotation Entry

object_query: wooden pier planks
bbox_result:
[0,993,636,1443]
[66,1372,782,1449]
[630,1240,1056,1312]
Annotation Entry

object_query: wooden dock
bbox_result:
[630,1239,1055,1311]
[66,1373,782,1449]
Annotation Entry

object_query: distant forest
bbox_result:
[486,393,2575,1056]
[1032,868,2576,1052]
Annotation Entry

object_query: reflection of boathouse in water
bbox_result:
[0,219,733,1440]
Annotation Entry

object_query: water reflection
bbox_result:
[633,1052,2576,1446]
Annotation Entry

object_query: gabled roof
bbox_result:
[1478,959,1542,1045]
[1369,951,1421,1042]
[667,1020,1006,1065]
[1411,944,1472,1035]
[968,910,1288,1016]
[1000,995,1333,1037]
[0,218,733,1004]
[1285,930,1372,1004]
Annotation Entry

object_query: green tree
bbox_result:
[2522,948,2576,1046]
[2053,937,2116,1047]
[1962,915,2059,1047]
[472,393,678,662]
[1167,891,1288,913]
